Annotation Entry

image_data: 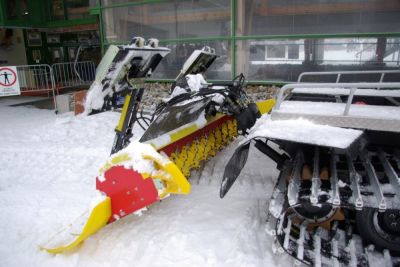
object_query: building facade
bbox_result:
[1,0,399,83]
[95,0,400,83]
[0,0,100,66]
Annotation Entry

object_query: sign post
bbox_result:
[0,66,21,97]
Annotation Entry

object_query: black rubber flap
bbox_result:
[140,97,211,143]
[220,141,251,198]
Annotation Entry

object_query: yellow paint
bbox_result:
[256,99,276,115]
[111,153,130,165]
[142,154,191,197]
[151,114,225,150]
[42,197,111,254]
[116,94,132,132]
[99,153,131,174]
[169,124,199,143]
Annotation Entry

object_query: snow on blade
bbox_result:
[245,115,363,149]
[100,141,168,176]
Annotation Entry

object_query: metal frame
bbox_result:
[275,82,400,111]
[298,70,400,83]
[14,61,96,113]
[52,61,96,91]
[16,64,58,111]
[273,81,400,132]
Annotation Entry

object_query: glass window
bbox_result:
[151,40,231,80]
[239,0,400,36]
[66,0,90,19]
[238,37,400,82]
[266,45,285,59]
[102,0,231,43]
[288,44,300,59]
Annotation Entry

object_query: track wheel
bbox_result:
[356,208,400,255]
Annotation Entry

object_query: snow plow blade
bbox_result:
[41,197,111,254]
[42,145,190,254]
[96,145,191,223]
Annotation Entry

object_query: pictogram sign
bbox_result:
[0,66,21,97]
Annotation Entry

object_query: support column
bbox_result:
[235,0,254,77]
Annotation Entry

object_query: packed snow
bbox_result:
[0,101,293,267]
[245,115,363,149]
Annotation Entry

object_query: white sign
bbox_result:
[0,66,21,97]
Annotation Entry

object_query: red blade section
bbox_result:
[96,166,159,223]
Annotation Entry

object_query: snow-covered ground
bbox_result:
[0,101,293,267]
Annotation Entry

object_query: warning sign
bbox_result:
[0,66,21,97]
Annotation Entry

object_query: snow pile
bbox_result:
[99,141,168,179]
[0,102,292,267]
[170,74,223,105]
[83,81,104,113]
[170,74,209,99]
[245,114,363,149]
[186,74,209,92]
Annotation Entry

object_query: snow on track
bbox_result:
[0,103,292,267]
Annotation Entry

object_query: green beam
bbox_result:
[99,0,106,55]
[104,36,232,46]
[46,17,97,28]
[100,0,168,9]
[0,0,5,25]
[145,78,288,86]
[234,32,400,41]
[103,33,400,47]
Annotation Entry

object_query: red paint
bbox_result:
[96,166,159,223]
[0,67,17,86]
[354,101,367,105]
[96,115,234,224]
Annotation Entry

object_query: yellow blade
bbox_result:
[41,197,111,254]
[143,154,191,196]
[256,99,276,115]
